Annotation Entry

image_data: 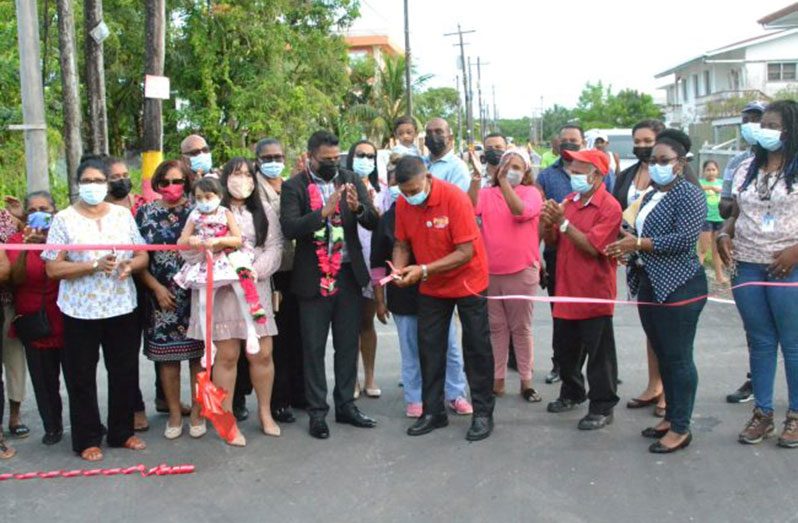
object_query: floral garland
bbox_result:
[308,182,344,296]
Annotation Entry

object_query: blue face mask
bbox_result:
[649,163,677,186]
[741,122,760,146]
[190,152,213,174]
[79,183,108,206]
[403,189,429,206]
[259,161,284,179]
[756,127,784,152]
[569,174,592,194]
[352,157,375,178]
[27,211,52,230]
[388,185,400,204]
[196,196,221,214]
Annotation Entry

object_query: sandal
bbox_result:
[8,423,30,439]
[626,395,661,409]
[123,435,147,451]
[80,446,103,462]
[522,388,543,403]
[0,437,16,459]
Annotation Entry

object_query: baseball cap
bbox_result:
[743,101,767,114]
[562,149,610,176]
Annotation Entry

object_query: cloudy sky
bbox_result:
[348,0,792,118]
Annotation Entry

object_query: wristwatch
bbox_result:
[559,219,570,233]
[421,264,429,282]
[91,259,100,273]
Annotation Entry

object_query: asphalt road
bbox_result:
[2,272,794,522]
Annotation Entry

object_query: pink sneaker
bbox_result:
[448,397,473,415]
[406,403,423,418]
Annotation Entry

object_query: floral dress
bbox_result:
[172,206,242,289]
[136,201,204,362]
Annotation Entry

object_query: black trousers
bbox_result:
[543,248,560,373]
[271,270,306,410]
[298,264,362,418]
[24,345,63,434]
[555,316,619,415]
[0,307,4,425]
[418,294,495,417]
[62,312,140,453]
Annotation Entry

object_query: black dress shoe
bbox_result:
[466,415,494,441]
[545,370,561,384]
[272,407,296,424]
[649,432,692,454]
[578,412,613,430]
[309,418,330,439]
[407,414,448,436]
[233,404,249,422]
[335,405,377,428]
[547,397,580,413]
[641,426,669,439]
[42,430,63,446]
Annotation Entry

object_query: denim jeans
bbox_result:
[638,271,707,434]
[393,315,466,405]
[732,262,798,413]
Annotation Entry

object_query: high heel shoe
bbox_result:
[262,423,281,437]
[649,432,692,454]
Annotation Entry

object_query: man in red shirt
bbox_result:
[391,156,495,441]
[541,149,622,430]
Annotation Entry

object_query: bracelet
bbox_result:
[716,232,730,241]
[636,236,642,251]
[420,264,429,282]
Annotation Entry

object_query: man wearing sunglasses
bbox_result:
[180,134,215,181]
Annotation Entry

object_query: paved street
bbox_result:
[2,273,794,522]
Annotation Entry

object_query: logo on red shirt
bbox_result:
[432,216,449,229]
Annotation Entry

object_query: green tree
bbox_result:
[572,81,661,128]
[414,86,461,131]
[541,104,575,140]
[496,117,533,144]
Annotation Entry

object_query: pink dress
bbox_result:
[173,206,241,289]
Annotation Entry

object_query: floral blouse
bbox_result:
[42,204,145,320]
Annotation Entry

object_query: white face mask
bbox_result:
[506,169,523,187]
[79,183,108,206]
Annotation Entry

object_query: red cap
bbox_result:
[562,149,610,176]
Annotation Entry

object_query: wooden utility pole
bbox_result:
[403,0,412,117]
[444,25,476,145]
[142,0,166,200]
[84,0,109,154]
[56,0,83,200]
[14,0,49,192]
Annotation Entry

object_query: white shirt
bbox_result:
[635,191,666,234]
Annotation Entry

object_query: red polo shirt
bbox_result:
[395,178,489,298]
[552,184,622,320]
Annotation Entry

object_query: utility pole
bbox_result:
[403,0,412,117]
[444,24,475,145]
[56,0,83,201]
[14,0,49,192]
[492,84,498,129]
[467,57,475,143]
[455,75,463,153]
[476,57,489,137]
[84,0,109,154]
[142,0,165,200]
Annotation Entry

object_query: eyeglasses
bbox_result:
[258,154,284,163]
[182,146,210,157]
[648,157,678,166]
[354,152,376,160]
[159,179,185,187]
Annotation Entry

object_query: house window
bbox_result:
[703,70,711,95]
[768,62,797,81]
[692,74,699,98]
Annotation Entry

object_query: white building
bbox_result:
[655,28,798,127]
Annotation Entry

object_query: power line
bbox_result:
[444,25,476,145]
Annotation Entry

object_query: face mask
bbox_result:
[506,169,523,187]
[227,176,255,199]
[393,144,418,157]
[403,190,429,206]
[559,142,580,155]
[27,211,52,230]
[570,174,592,194]
[484,149,504,166]
[159,184,185,203]
[741,122,760,146]
[633,146,653,163]
[196,196,221,214]
[259,161,284,179]
[756,127,784,152]
[352,157,375,177]
[108,178,132,199]
[316,160,338,181]
[425,134,448,157]
[387,185,400,205]
[649,163,677,186]
[79,183,108,206]
[190,152,213,174]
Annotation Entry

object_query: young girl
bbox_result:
[698,160,728,284]
[391,116,422,158]
[175,177,266,363]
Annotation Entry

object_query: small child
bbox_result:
[175,177,266,364]
[391,116,422,158]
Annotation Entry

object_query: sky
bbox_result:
[347,0,793,119]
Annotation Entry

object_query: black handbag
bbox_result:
[12,281,52,345]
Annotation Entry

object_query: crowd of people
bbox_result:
[0,99,797,461]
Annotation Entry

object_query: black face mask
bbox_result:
[315,160,338,181]
[484,149,504,166]
[108,178,132,199]
[633,146,653,163]
[425,134,448,157]
[559,142,580,155]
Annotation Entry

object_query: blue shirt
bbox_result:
[428,150,470,192]
[721,149,754,198]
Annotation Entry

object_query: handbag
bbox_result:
[12,270,52,344]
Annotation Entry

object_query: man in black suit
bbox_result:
[280,130,379,439]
